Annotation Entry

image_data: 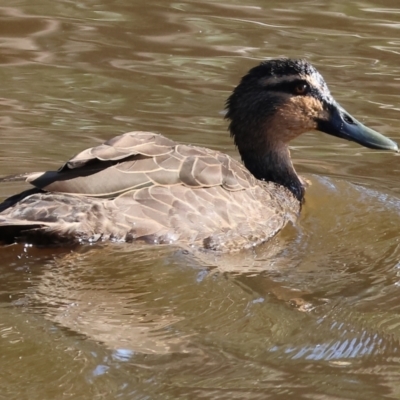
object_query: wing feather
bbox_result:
[8,131,257,197]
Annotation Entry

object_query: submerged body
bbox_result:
[0,59,396,250]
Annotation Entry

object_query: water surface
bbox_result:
[1,0,400,398]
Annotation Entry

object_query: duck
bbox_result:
[0,58,397,251]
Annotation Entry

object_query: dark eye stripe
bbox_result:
[263,79,310,95]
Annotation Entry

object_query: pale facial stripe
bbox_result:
[261,73,333,105]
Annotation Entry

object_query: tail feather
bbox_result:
[0,218,89,245]
[0,221,45,244]
[0,188,42,213]
[0,172,38,183]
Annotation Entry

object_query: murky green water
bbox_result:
[1,0,400,398]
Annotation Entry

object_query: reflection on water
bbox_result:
[1,0,400,398]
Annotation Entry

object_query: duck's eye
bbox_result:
[294,83,309,95]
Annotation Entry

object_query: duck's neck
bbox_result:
[240,143,305,202]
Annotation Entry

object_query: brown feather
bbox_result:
[0,131,299,250]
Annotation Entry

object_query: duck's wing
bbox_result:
[10,131,257,198]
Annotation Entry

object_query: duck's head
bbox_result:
[226,58,397,201]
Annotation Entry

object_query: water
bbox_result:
[1,0,400,398]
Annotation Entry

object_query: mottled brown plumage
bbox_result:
[0,132,298,250]
[0,59,396,250]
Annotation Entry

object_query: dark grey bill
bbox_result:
[317,104,398,152]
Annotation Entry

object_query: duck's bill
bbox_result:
[317,105,398,152]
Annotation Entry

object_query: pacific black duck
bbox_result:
[0,59,397,250]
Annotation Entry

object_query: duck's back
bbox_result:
[0,132,299,251]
